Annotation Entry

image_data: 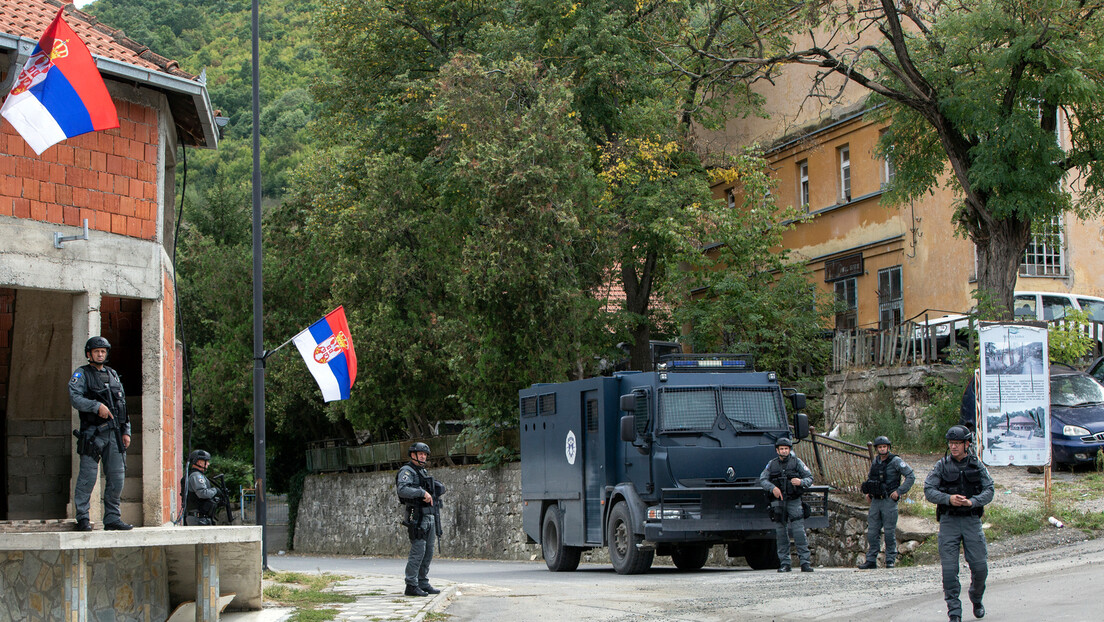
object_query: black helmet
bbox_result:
[872,436,892,447]
[945,425,973,442]
[775,437,793,448]
[85,336,111,355]
[408,442,431,456]
[188,449,211,465]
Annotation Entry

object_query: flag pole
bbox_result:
[250,0,268,570]
[262,332,302,361]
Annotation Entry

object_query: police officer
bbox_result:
[858,435,915,569]
[396,442,445,596]
[924,425,993,622]
[759,437,815,572]
[69,336,132,532]
[183,450,220,525]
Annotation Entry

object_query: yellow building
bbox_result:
[709,96,1104,331]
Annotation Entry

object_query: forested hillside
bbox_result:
[85,0,323,198]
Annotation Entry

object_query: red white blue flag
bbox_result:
[292,306,358,402]
[1,8,119,155]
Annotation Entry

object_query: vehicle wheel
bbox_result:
[542,506,581,572]
[743,538,780,570]
[607,502,653,574]
[671,544,710,571]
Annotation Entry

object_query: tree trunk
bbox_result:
[972,216,1033,320]
[622,251,658,371]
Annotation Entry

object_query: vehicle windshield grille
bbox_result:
[721,387,787,429]
[659,388,717,431]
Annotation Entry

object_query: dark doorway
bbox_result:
[0,288,14,519]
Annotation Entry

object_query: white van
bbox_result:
[1013,291,1104,322]
[912,291,1104,353]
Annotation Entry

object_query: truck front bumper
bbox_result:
[642,485,830,542]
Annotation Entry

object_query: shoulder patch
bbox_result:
[70,371,83,385]
[398,471,414,484]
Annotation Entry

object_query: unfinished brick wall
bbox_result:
[0,100,160,240]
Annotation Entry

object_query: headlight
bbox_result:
[646,505,701,520]
[1063,425,1091,436]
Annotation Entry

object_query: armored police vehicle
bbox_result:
[519,354,828,574]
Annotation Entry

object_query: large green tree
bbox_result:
[669,0,1104,318]
[302,0,814,447]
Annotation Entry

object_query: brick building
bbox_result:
[0,0,217,527]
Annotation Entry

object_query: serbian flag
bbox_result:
[1,8,119,155]
[292,306,357,402]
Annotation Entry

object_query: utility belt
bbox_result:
[936,504,984,520]
[401,503,431,540]
[73,423,113,461]
[861,480,889,498]
[769,499,811,523]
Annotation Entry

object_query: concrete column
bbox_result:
[142,297,163,526]
[196,543,219,621]
[70,292,103,523]
[61,549,88,622]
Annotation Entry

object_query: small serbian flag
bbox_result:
[1,8,119,155]
[292,306,357,402]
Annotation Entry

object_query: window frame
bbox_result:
[834,277,858,330]
[797,159,810,210]
[838,145,851,202]
[877,266,903,329]
[1019,216,1065,277]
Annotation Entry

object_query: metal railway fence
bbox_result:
[833,316,1104,372]
[306,430,521,473]
[794,431,873,494]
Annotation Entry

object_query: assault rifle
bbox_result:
[208,474,235,525]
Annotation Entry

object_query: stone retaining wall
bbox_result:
[823,364,963,435]
[294,465,933,567]
[0,548,168,621]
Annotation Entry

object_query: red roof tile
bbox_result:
[1,0,195,80]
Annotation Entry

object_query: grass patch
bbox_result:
[896,486,935,519]
[263,571,356,617]
[289,609,340,622]
[263,584,357,606]
[1030,472,1104,530]
[982,505,1045,541]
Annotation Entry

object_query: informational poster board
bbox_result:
[978,322,1050,466]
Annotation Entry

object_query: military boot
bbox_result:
[857,561,876,570]
[973,603,985,619]
[404,585,428,597]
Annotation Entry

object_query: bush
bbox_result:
[208,454,254,503]
[918,375,966,449]
[849,382,909,448]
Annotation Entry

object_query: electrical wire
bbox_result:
[171,144,200,525]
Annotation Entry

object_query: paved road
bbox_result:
[271,535,1104,621]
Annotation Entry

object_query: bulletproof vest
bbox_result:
[397,463,434,507]
[768,457,804,498]
[77,364,124,428]
[936,455,985,517]
[866,454,901,498]
[184,468,216,516]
